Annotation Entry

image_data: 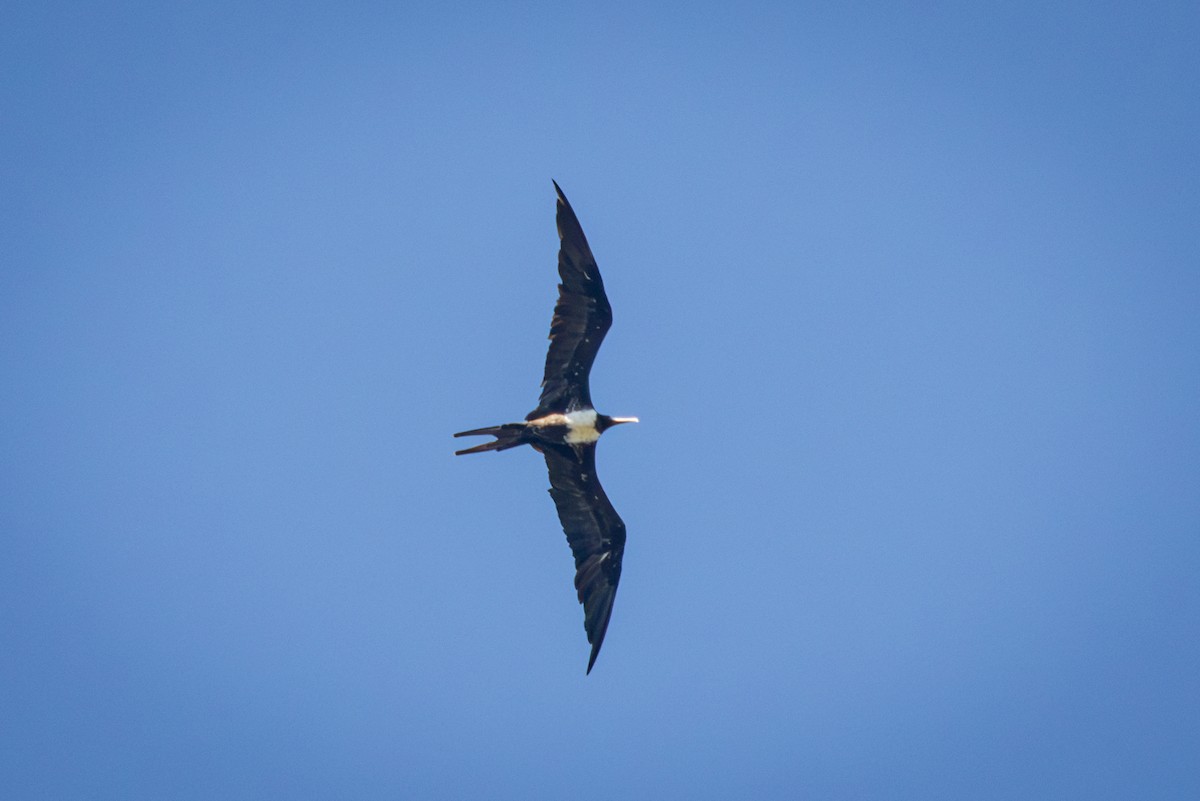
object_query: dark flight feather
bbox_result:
[527,181,613,420]
[541,443,626,674]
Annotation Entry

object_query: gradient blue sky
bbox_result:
[3,2,1199,799]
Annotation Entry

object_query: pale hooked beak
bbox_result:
[610,417,639,424]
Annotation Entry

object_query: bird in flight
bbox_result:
[454,181,638,674]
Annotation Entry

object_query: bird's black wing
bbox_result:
[541,443,626,673]
[527,182,613,419]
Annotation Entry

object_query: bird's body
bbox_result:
[454,182,637,674]
[454,409,636,455]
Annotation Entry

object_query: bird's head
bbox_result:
[598,415,639,432]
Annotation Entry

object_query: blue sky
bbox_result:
[3,2,1198,798]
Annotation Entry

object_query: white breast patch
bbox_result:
[563,409,600,444]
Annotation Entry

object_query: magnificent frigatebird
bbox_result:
[454,181,637,674]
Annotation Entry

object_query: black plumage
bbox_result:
[530,180,613,418]
[454,182,637,673]
[543,444,625,674]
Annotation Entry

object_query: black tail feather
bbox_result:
[453,423,529,455]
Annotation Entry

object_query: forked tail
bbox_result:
[453,423,529,455]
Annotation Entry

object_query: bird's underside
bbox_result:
[453,182,636,674]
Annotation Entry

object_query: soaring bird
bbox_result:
[454,182,637,674]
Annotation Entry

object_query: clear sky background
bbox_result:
[3,2,1198,799]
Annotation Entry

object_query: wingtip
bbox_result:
[552,179,568,205]
[586,646,600,675]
